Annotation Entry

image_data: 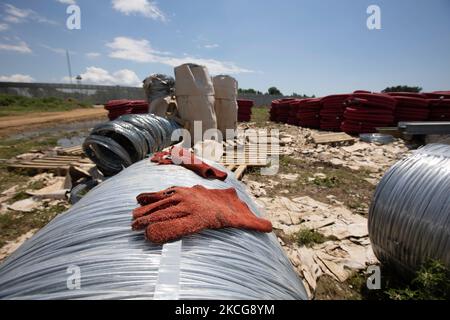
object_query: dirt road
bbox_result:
[0,108,107,137]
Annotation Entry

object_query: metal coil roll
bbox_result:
[0,160,307,300]
[83,114,180,176]
[369,143,450,273]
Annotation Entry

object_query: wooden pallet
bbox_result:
[312,132,355,144]
[223,164,248,181]
[56,145,84,156]
[7,155,92,176]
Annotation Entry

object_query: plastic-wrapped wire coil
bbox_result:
[369,143,450,274]
[83,114,180,177]
[143,74,175,101]
[359,133,395,145]
[0,160,307,300]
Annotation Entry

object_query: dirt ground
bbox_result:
[0,107,107,137]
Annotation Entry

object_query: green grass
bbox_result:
[346,260,450,300]
[294,229,335,247]
[0,94,90,117]
[0,203,67,248]
[250,107,270,127]
[313,176,340,188]
[0,135,58,160]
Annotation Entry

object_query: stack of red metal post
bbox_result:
[104,100,149,121]
[428,98,450,121]
[320,94,350,131]
[270,98,295,122]
[237,99,254,122]
[386,93,430,122]
[341,93,397,133]
[296,98,322,128]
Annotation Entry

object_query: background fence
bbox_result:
[0,82,293,107]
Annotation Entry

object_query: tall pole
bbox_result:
[66,49,73,85]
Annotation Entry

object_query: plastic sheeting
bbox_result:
[0,160,307,300]
[369,143,450,273]
[83,114,180,176]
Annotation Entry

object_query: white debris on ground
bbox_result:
[241,122,412,298]
[255,195,377,298]
[0,229,38,261]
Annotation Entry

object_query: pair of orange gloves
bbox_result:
[131,147,272,244]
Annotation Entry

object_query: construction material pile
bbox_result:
[341,93,396,133]
[429,98,450,121]
[386,93,430,122]
[320,94,350,131]
[104,100,149,121]
[296,99,321,128]
[369,143,450,273]
[270,90,450,134]
[0,160,307,300]
[83,114,180,176]
[237,99,254,122]
[270,99,292,122]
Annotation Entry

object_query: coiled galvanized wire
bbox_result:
[0,160,307,300]
[369,143,450,273]
[83,114,180,176]
[143,74,175,101]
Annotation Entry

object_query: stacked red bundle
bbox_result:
[320,94,350,131]
[296,98,321,128]
[423,91,450,99]
[104,100,149,121]
[270,99,296,122]
[287,100,302,125]
[386,93,429,122]
[341,93,397,134]
[429,99,450,121]
[237,99,254,122]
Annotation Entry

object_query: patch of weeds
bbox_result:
[347,260,450,300]
[0,202,67,248]
[0,94,90,117]
[385,260,450,300]
[27,180,46,190]
[294,229,328,247]
[9,191,30,203]
[250,107,269,127]
[313,176,340,188]
[0,135,58,159]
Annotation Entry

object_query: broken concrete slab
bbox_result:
[8,197,41,213]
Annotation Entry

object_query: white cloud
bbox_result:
[204,44,219,49]
[56,0,76,4]
[0,39,32,53]
[40,44,67,55]
[86,52,101,58]
[0,74,35,82]
[106,36,253,75]
[65,66,141,87]
[3,3,57,25]
[0,23,8,31]
[112,0,166,21]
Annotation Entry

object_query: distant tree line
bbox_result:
[239,86,315,97]
[382,85,422,93]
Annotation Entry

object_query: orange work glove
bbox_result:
[151,147,227,181]
[132,185,272,244]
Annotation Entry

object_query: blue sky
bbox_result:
[0,0,449,96]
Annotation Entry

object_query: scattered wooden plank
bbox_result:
[234,165,247,180]
[312,132,355,144]
[7,155,93,176]
[56,145,84,156]
[223,164,248,181]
